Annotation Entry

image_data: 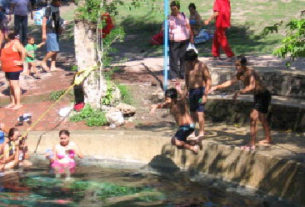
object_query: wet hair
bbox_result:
[165,88,178,99]
[188,3,196,10]
[8,32,17,40]
[8,128,18,139]
[185,49,198,61]
[236,55,247,66]
[170,1,180,9]
[59,129,70,137]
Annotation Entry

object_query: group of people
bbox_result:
[0,124,83,179]
[168,0,235,82]
[0,0,62,110]
[152,50,272,153]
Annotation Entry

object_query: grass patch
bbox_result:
[70,104,108,126]
[112,0,304,56]
[117,84,133,105]
[49,90,66,101]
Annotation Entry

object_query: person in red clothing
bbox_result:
[205,0,234,60]
[101,12,114,39]
[0,32,26,110]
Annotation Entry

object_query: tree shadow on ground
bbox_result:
[112,20,280,64]
[1,88,27,96]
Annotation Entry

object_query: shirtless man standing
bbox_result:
[150,88,199,154]
[183,49,211,140]
[209,56,272,150]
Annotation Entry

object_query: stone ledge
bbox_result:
[206,95,305,132]
[26,130,305,206]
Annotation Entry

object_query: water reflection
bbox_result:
[0,166,298,207]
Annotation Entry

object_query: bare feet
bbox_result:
[258,139,273,146]
[4,103,15,109]
[50,67,61,72]
[41,62,50,72]
[240,145,256,151]
[191,145,199,154]
[11,104,23,110]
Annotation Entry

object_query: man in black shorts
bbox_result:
[209,56,272,150]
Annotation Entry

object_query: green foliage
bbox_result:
[75,0,102,23]
[75,0,154,22]
[263,14,305,66]
[71,65,78,71]
[117,84,133,105]
[102,27,125,67]
[70,104,108,126]
[104,67,121,81]
[49,90,65,101]
[102,81,115,105]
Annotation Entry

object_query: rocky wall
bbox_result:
[205,97,305,132]
[210,68,305,98]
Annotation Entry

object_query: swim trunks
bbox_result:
[174,124,195,142]
[253,90,271,114]
[189,87,205,112]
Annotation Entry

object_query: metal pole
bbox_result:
[163,0,169,91]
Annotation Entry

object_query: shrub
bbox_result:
[70,104,108,126]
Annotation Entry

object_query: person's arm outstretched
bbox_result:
[150,101,170,114]
[204,11,219,25]
[209,77,237,93]
[37,41,45,48]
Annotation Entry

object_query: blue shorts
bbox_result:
[5,71,21,80]
[175,124,195,142]
[46,33,60,52]
[189,87,205,112]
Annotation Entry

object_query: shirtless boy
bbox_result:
[151,88,199,154]
[209,56,272,150]
[183,49,211,139]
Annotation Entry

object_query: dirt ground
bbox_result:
[1,3,305,132]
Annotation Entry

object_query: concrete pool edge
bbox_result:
[27,130,305,206]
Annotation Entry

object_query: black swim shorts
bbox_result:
[189,87,205,112]
[253,90,271,114]
[174,124,195,142]
[5,72,21,80]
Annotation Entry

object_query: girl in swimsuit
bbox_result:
[51,129,83,179]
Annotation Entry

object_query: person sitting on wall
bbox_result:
[3,128,20,170]
[209,56,272,151]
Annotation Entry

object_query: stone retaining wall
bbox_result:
[205,96,305,132]
[28,130,305,206]
[211,68,305,98]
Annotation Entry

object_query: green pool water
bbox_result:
[0,165,298,207]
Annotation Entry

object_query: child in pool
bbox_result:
[17,136,32,167]
[50,130,83,179]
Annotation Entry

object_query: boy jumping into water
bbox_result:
[151,88,199,154]
[183,49,211,140]
[209,56,272,150]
